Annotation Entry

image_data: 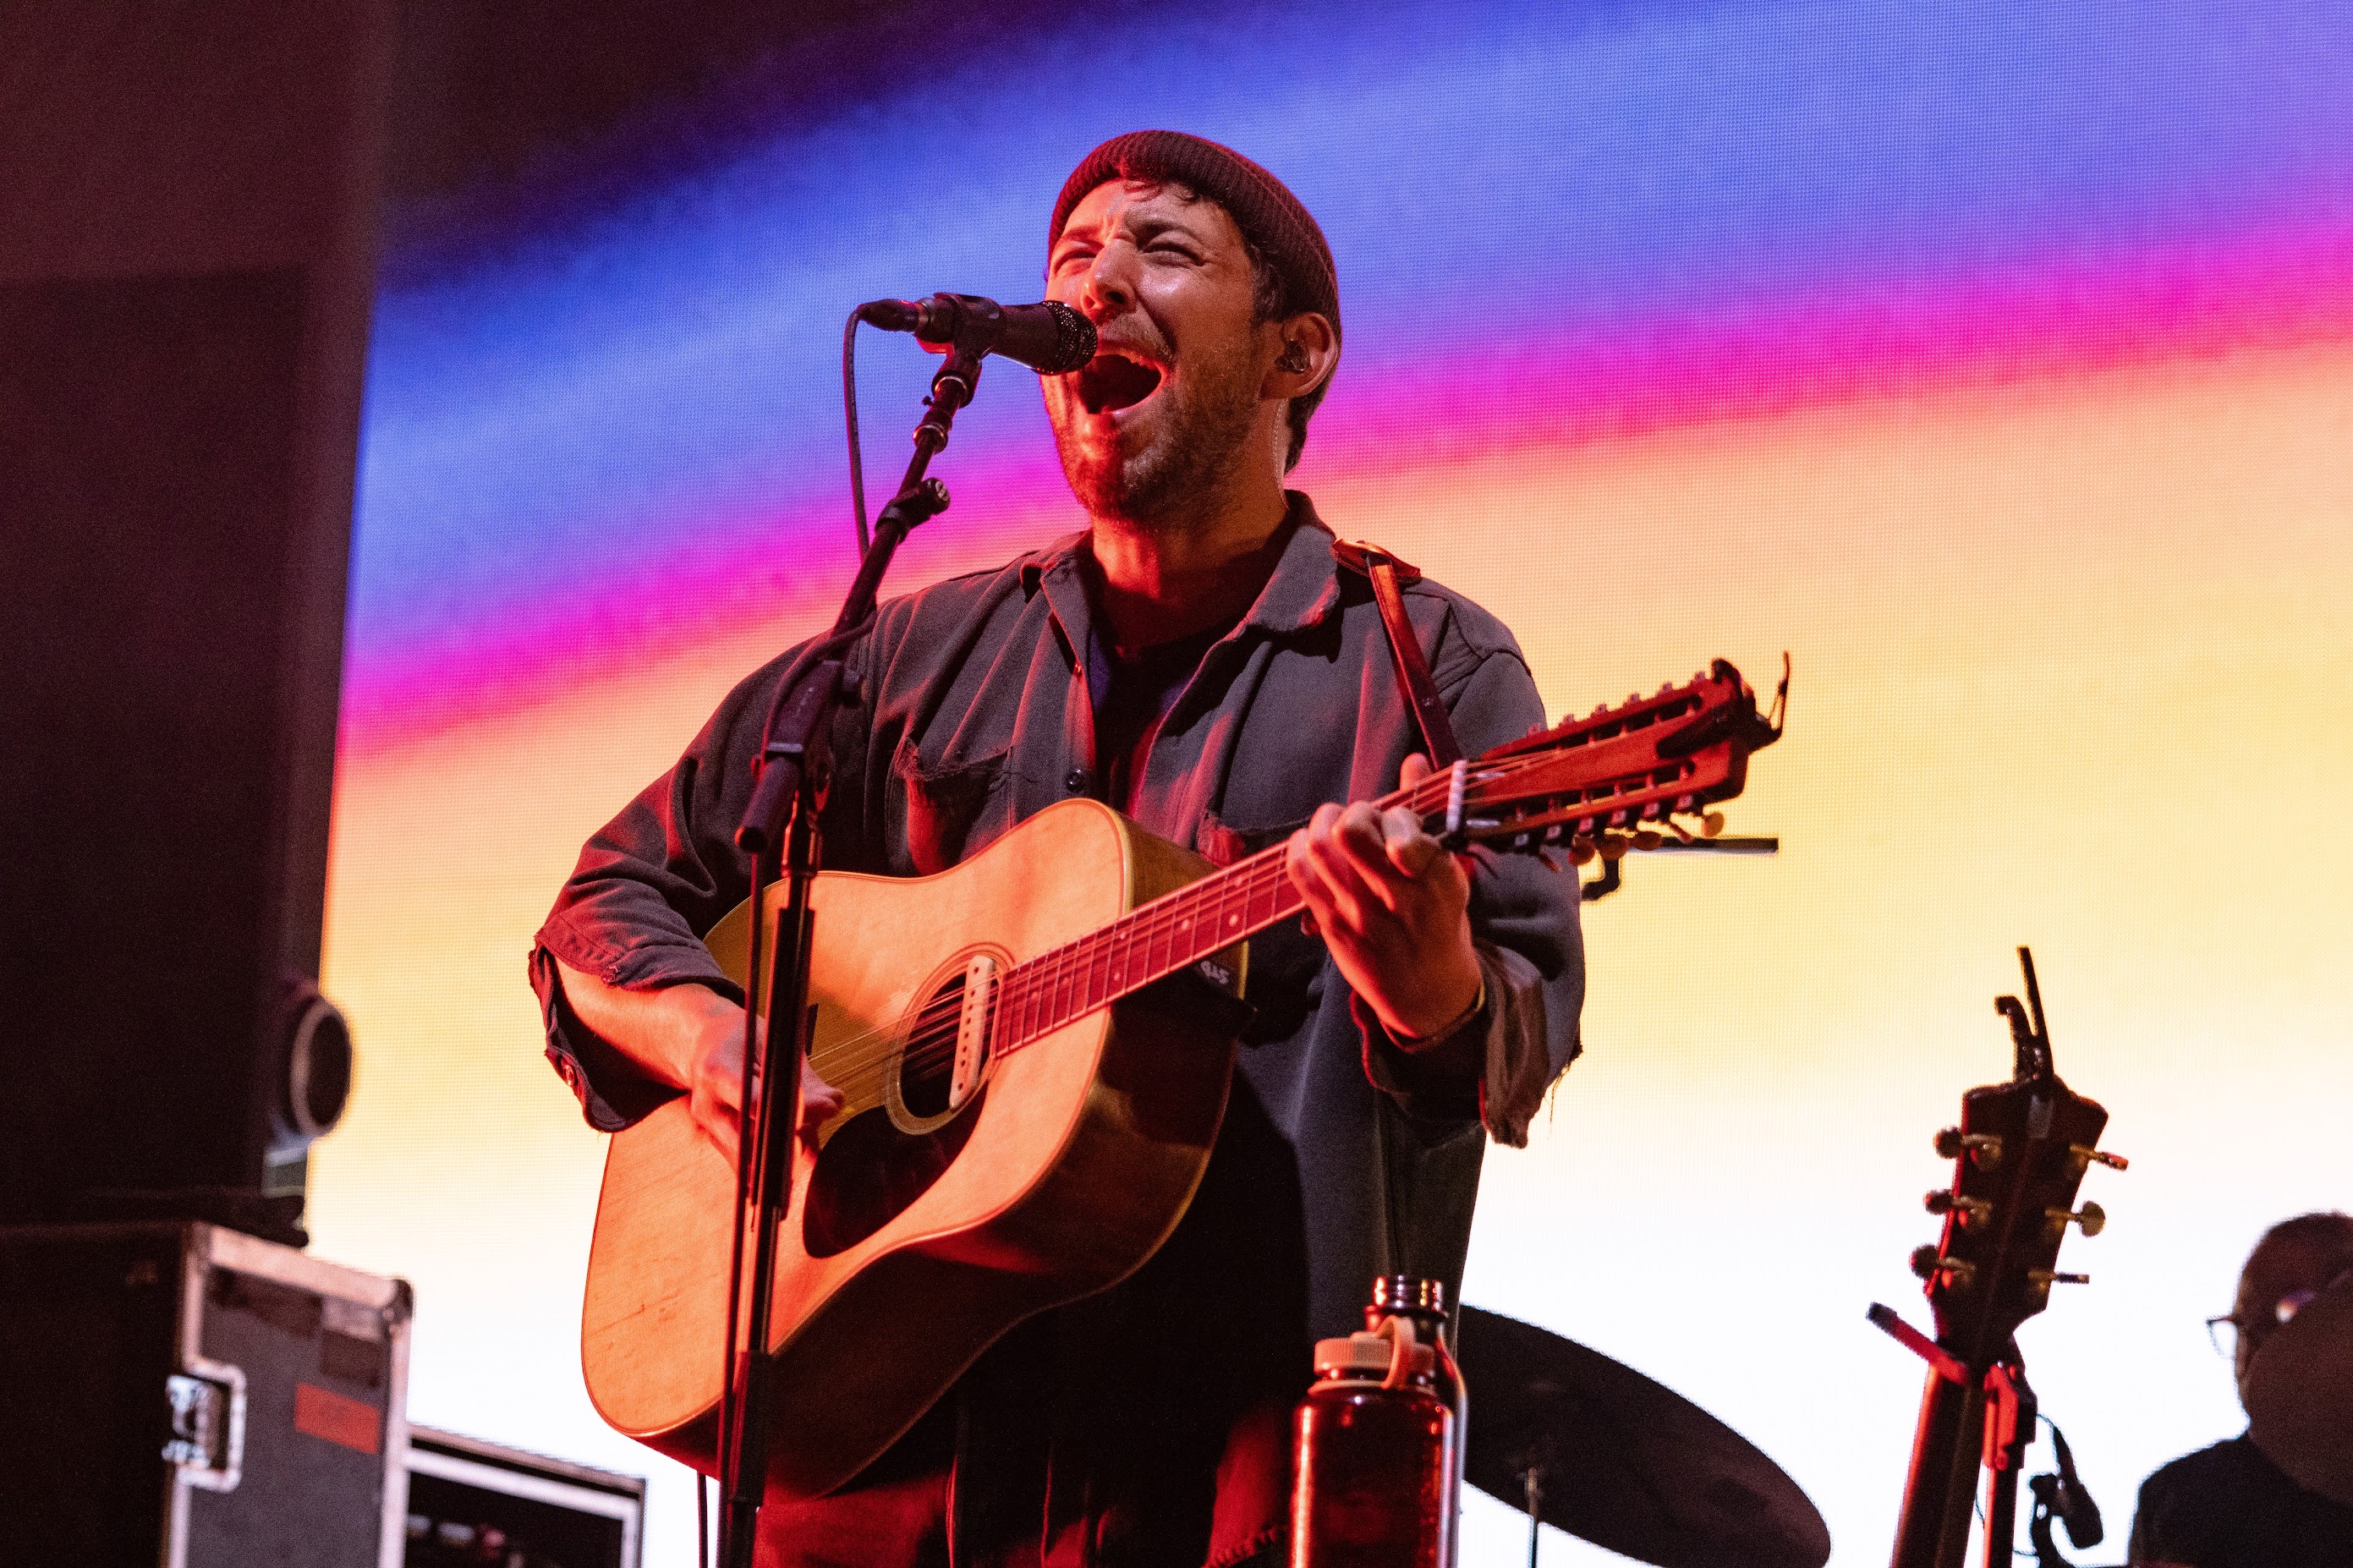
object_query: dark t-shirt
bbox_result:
[1086,612,1242,813]
[2131,1434,2353,1567]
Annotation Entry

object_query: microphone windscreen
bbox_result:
[1034,302,1098,374]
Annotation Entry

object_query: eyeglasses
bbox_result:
[2206,1287,2321,1357]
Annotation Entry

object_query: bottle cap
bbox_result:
[1369,1275,1448,1317]
[1314,1331,1435,1379]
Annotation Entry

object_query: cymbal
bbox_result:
[2246,1274,2353,1507]
[1455,1306,1830,1568]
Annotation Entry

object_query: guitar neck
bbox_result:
[982,655,1770,1054]
[992,776,1440,1055]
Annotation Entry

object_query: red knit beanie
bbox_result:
[1050,129,1341,346]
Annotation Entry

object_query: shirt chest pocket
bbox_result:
[892,738,1015,877]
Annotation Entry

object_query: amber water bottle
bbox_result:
[1290,1278,1461,1567]
[1368,1275,1466,1565]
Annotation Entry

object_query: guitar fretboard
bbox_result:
[990,775,1443,1055]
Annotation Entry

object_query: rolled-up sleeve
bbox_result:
[1354,642,1585,1145]
[528,642,824,1130]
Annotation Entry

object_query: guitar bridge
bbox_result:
[952,955,997,1110]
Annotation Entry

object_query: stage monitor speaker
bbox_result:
[0,0,395,1240]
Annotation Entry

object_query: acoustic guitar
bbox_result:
[580,659,1783,1499]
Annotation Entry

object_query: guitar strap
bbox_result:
[1330,539,1462,769]
[1331,538,1482,1290]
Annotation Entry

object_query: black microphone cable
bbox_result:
[844,307,871,556]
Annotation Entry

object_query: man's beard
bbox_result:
[1050,345,1262,530]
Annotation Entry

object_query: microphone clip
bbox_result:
[2026,1416,2104,1565]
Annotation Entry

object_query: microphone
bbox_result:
[2047,1423,2103,1548]
[856,293,1098,374]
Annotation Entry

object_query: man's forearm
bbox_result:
[551,957,738,1093]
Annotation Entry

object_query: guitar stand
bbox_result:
[714,342,981,1568]
[1870,1305,2038,1568]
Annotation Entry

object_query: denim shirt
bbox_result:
[530,493,1583,1566]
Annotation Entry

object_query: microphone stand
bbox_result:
[716,341,983,1568]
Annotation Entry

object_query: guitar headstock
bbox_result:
[1908,949,2125,1363]
[1442,656,1785,861]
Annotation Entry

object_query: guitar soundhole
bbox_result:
[802,970,987,1259]
[897,995,958,1119]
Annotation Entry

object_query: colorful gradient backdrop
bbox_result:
[314,3,2353,1562]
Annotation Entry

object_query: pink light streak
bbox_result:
[340,217,2353,757]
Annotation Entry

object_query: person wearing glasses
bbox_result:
[2129,1210,2353,1567]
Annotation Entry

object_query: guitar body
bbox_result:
[579,798,1245,1500]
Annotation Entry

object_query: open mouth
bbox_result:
[1073,353,1165,415]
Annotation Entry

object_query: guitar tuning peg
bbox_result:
[1666,820,1695,845]
[1911,1246,1975,1286]
[2047,1200,2106,1236]
[1933,1127,2005,1165]
[1632,831,1662,851]
[1596,833,1630,861]
[1925,1190,1992,1227]
[1699,812,1725,838]
[2071,1143,2128,1171]
[2027,1269,2090,1286]
[1567,840,1596,867]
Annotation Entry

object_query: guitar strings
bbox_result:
[783,697,1714,1107]
[791,764,1482,1099]
[783,857,1283,1099]
[825,780,1390,1082]
[806,843,1306,1099]
[798,743,1651,1099]
[799,740,1651,1101]
[797,792,1385,1098]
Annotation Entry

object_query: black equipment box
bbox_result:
[403,1426,645,1568]
[0,1221,411,1567]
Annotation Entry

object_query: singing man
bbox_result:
[531,130,1583,1567]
